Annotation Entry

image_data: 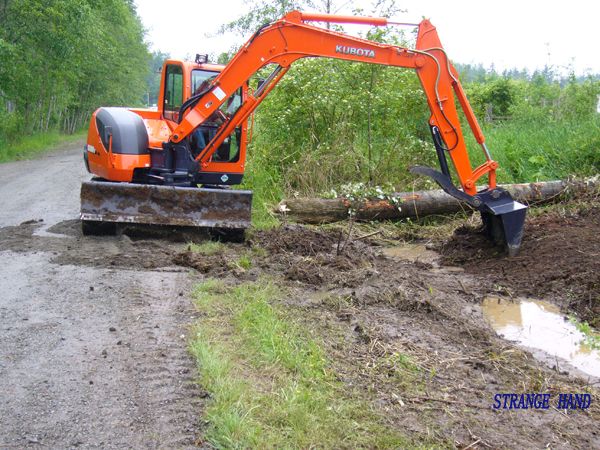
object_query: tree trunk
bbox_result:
[275,178,599,224]
[45,95,54,132]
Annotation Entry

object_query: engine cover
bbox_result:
[95,107,149,155]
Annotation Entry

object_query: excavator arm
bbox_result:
[167,10,527,255]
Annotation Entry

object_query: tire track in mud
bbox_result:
[0,248,203,449]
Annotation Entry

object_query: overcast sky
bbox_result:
[135,0,599,75]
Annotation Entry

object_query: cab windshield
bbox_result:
[191,69,243,162]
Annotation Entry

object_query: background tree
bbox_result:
[0,0,150,145]
[146,51,171,106]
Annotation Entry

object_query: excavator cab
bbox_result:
[188,69,244,164]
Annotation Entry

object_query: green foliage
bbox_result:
[243,54,600,212]
[323,181,403,215]
[472,117,600,183]
[248,57,434,197]
[218,0,404,37]
[465,77,517,119]
[239,134,284,228]
[0,0,150,146]
[187,240,225,255]
[234,253,252,270]
[146,51,170,105]
[462,74,600,183]
[569,316,600,350]
[218,0,310,36]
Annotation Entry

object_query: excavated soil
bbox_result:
[439,206,600,326]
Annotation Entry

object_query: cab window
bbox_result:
[191,69,244,163]
[163,64,183,121]
[192,69,217,94]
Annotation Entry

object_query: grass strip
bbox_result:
[187,241,226,256]
[0,130,86,163]
[189,278,414,449]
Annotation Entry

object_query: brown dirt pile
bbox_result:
[252,226,380,287]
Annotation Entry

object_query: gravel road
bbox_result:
[0,142,202,449]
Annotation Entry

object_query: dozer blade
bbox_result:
[80,181,252,231]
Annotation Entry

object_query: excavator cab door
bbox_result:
[163,63,184,123]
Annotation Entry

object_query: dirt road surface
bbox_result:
[0,142,202,449]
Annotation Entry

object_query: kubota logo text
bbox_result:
[335,45,375,58]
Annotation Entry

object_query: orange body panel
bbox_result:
[128,107,161,120]
[85,111,150,181]
[127,108,172,149]
[88,153,151,182]
[141,118,171,149]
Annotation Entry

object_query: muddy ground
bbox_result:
[439,203,600,326]
[1,143,599,449]
[174,213,600,449]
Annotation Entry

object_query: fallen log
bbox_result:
[275,178,599,224]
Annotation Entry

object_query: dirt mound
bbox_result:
[440,207,600,325]
[172,252,221,274]
[252,226,379,287]
[253,225,340,256]
[285,253,378,287]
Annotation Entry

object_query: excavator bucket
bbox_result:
[476,189,528,257]
[410,166,527,256]
[80,180,252,234]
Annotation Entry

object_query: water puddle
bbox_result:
[382,244,439,265]
[482,296,600,378]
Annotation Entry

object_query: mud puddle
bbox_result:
[381,243,439,265]
[482,296,600,378]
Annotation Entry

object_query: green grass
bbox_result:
[0,130,86,163]
[239,145,282,230]
[190,278,416,449]
[234,253,252,270]
[569,316,600,350]
[187,241,226,256]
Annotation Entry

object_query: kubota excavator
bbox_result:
[81,10,527,255]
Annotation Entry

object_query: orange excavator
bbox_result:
[81,10,527,255]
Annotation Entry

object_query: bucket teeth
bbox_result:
[80,181,252,230]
